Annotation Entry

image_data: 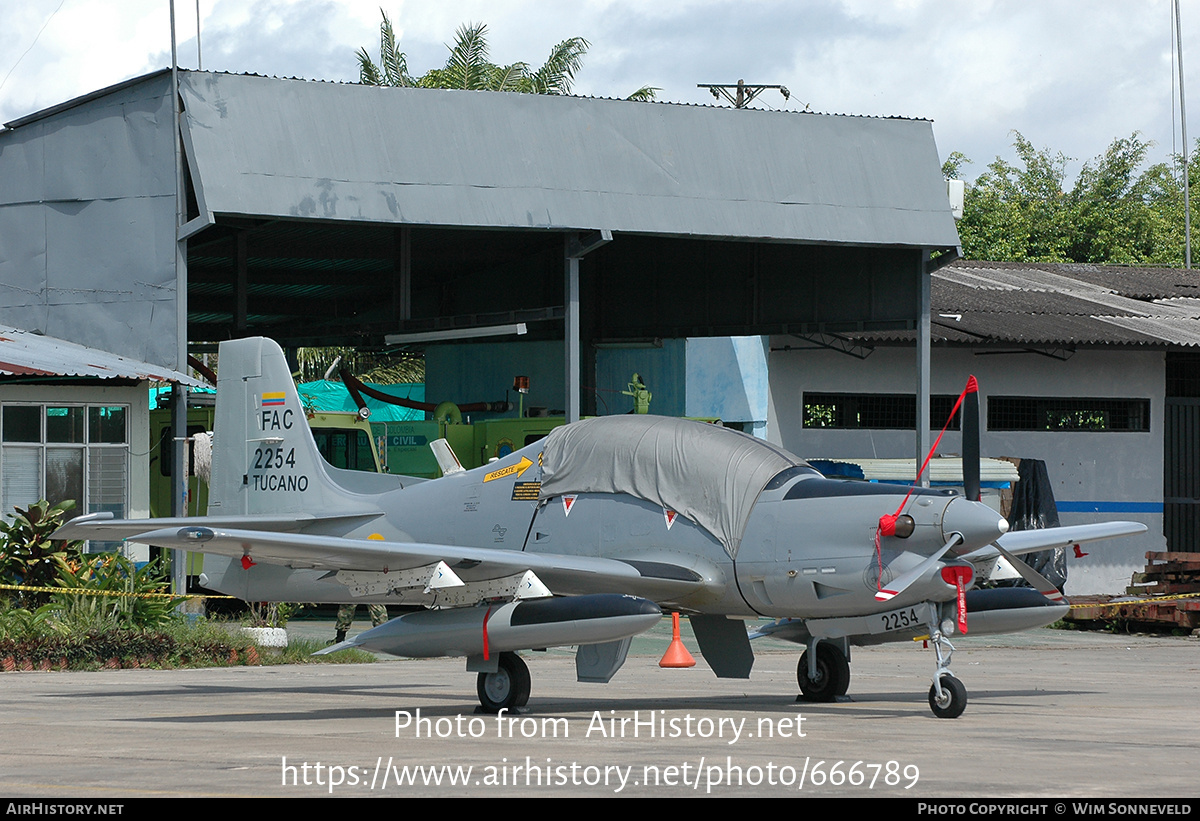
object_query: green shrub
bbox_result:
[0,500,83,607]
[52,553,182,630]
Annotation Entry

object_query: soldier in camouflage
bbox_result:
[334,603,388,643]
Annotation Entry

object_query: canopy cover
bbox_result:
[538,416,806,558]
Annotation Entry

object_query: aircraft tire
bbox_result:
[476,652,531,713]
[928,675,967,719]
[797,643,850,702]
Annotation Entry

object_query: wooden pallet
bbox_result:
[1126,551,1200,597]
[1060,551,1200,629]
[1066,595,1200,630]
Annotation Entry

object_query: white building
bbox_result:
[0,328,205,558]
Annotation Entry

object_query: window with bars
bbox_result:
[987,396,1150,432]
[802,393,963,430]
[1,404,129,549]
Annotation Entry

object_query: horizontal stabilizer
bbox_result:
[53,511,383,542]
[988,521,1147,557]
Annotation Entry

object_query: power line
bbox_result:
[0,0,68,97]
[697,79,790,109]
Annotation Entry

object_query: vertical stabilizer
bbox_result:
[207,337,376,516]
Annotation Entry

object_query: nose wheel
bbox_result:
[929,674,967,719]
[476,652,531,713]
[797,642,850,702]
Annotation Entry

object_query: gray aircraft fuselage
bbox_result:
[203,439,995,623]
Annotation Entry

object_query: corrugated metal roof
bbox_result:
[922,261,1200,348]
[831,260,1200,348]
[0,328,208,386]
[178,71,960,248]
[952,260,1200,301]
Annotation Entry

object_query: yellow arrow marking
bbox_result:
[484,456,533,483]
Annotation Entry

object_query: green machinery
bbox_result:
[372,416,565,478]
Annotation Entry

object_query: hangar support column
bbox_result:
[565,231,611,423]
[917,252,931,487]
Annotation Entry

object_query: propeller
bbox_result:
[873,375,992,603]
[961,375,980,502]
[957,374,1065,608]
[992,542,1065,603]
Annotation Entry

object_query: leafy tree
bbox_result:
[357,12,657,101]
[941,151,971,180]
[1066,134,1159,264]
[294,346,424,384]
[952,131,1197,266]
[956,133,1072,262]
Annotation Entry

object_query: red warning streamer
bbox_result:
[481,606,494,661]
[941,566,973,634]
[874,377,978,593]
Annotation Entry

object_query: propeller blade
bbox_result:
[992,542,1066,603]
[962,375,980,502]
[875,533,963,602]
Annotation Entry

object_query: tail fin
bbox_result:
[207,337,381,516]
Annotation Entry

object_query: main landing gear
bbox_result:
[476,652,531,713]
[795,602,969,718]
[797,641,850,702]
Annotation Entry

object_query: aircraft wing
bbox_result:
[108,524,713,602]
[53,511,384,540]
[963,521,1147,561]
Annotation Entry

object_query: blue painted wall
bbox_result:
[685,336,770,434]
[427,336,769,428]
[593,340,686,417]
[425,341,563,419]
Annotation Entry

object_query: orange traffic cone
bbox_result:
[659,612,696,668]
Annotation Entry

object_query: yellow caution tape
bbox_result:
[0,583,234,600]
[1068,591,1200,610]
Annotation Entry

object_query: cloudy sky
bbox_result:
[1,0,1195,183]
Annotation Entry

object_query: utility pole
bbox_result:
[1176,0,1192,268]
[697,80,790,108]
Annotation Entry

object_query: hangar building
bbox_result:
[6,68,1182,595]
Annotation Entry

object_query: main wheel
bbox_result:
[797,643,850,702]
[928,675,967,719]
[476,652,531,713]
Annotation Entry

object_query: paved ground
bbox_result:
[3,621,1197,798]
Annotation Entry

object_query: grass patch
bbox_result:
[257,636,376,665]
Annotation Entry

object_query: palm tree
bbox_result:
[357,13,657,101]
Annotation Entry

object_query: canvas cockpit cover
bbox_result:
[538,416,807,558]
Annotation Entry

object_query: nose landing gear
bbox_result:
[926,607,967,719]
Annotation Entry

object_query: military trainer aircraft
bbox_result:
[55,337,1145,718]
